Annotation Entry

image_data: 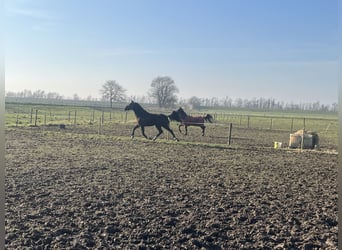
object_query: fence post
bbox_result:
[102,111,105,124]
[290,118,294,133]
[247,116,250,128]
[270,118,273,130]
[30,108,33,124]
[34,109,38,126]
[98,116,102,134]
[44,112,47,126]
[228,123,233,145]
[74,111,77,125]
[68,111,71,121]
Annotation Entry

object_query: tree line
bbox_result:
[6,76,337,112]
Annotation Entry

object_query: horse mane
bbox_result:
[131,101,150,116]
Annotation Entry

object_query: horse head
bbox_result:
[124,100,135,111]
[177,107,187,119]
[168,111,182,122]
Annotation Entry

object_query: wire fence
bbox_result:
[6,104,337,132]
[5,103,338,150]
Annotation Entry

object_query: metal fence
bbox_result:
[5,103,339,151]
[6,104,337,134]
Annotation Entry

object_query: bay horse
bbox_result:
[124,101,179,141]
[168,107,213,136]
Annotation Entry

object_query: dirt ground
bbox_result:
[5,125,338,249]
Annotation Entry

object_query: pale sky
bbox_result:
[5,0,338,104]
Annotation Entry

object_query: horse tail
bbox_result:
[204,114,213,123]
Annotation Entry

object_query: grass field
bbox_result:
[5,102,338,148]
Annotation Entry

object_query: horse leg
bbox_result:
[178,124,183,133]
[131,124,140,139]
[164,125,179,141]
[152,126,163,141]
[201,125,206,136]
[140,126,151,139]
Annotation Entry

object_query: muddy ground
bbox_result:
[5,124,338,249]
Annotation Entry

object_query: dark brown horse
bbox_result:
[124,101,179,141]
[168,108,213,136]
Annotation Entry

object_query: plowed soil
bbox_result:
[5,125,338,249]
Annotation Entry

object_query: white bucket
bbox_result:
[274,141,282,149]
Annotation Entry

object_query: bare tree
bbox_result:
[100,80,127,108]
[32,89,45,98]
[332,102,338,112]
[149,76,179,108]
[223,96,233,108]
[188,96,201,110]
[22,89,33,98]
[47,92,63,99]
